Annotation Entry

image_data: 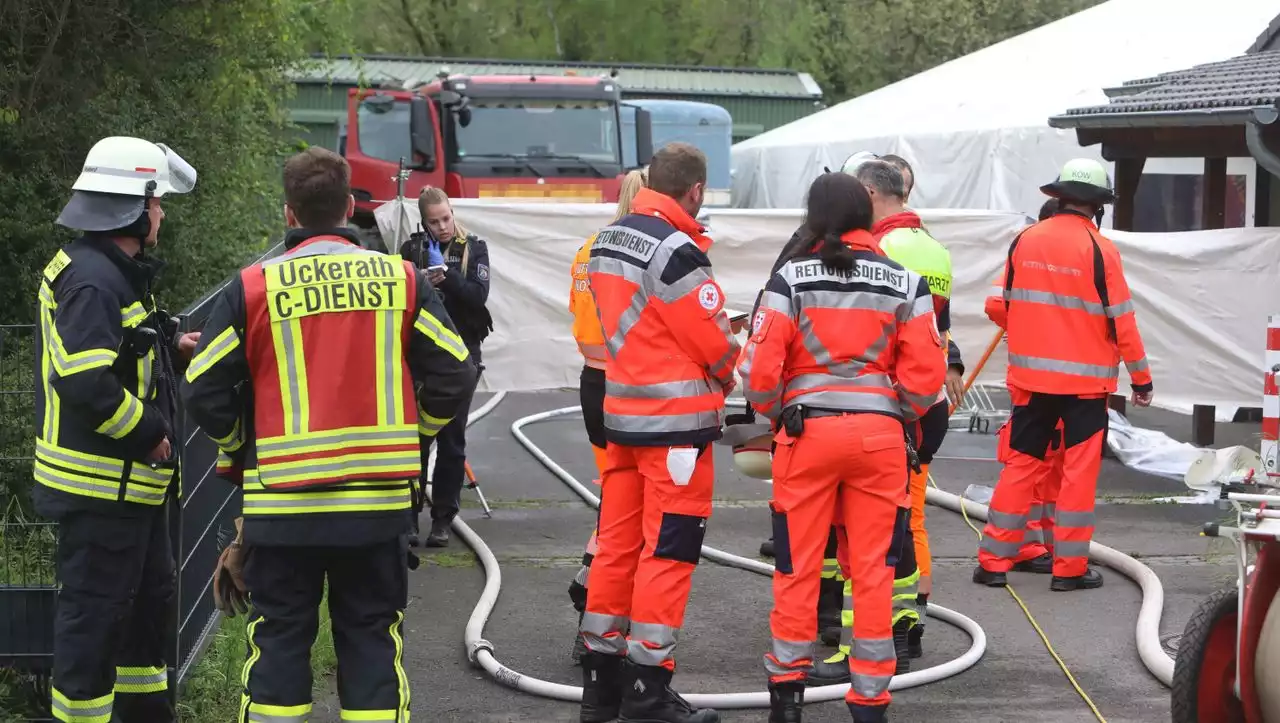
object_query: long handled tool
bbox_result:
[949,328,1005,416]
[465,461,492,518]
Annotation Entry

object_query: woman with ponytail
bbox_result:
[565,167,647,663]
[737,172,946,723]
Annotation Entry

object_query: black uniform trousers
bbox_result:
[425,344,482,524]
[51,504,175,723]
[239,537,410,722]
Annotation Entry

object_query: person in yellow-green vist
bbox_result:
[181,147,478,722]
[34,136,201,723]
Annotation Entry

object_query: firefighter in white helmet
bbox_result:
[34,136,198,722]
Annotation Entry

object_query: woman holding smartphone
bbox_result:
[401,187,493,548]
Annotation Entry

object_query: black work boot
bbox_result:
[972,565,1007,587]
[769,680,804,723]
[408,513,421,547]
[1050,567,1104,592]
[847,702,889,723]
[1013,553,1054,574]
[424,518,450,547]
[806,650,850,686]
[760,536,776,558]
[619,660,719,723]
[892,619,912,675]
[580,652,624,723]
[817,577,843,646]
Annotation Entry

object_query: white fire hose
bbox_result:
[441,392,1171,713]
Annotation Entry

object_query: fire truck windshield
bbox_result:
[452,98,620,164]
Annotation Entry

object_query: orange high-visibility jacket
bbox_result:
[587,188,741,447]
[738,230,946,422]
[570,234,608,370]
[1000,211,1152,395]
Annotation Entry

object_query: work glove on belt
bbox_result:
[213,517,249,617]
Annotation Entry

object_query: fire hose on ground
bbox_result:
[437,369,1174,711]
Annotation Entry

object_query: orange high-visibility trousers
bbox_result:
[980,387,1106,578]
[580,442,714,670]
[995,419,1065,562]
[764,413,905,713]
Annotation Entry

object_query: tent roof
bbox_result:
[734,0,1279,149]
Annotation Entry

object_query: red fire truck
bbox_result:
[342,70,653,231]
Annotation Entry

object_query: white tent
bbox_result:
[730,0,1279,216]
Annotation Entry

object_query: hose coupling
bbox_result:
[468,638,495,666]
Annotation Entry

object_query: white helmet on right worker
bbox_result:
[1040,158,1115,206]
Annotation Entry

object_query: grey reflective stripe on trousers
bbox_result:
[1005,288,1106,316]
[114,668,168,689]
[986,510,1027,531]
[980,536,1023,558]
[581,611,629,656]
[851,670,894,700]
[853,637,896,663]
[1055,510,1096,528]
[763,638,815,677]
[628,621,679,667]
[1055,540,1091,557]
[1008,353,1118,380]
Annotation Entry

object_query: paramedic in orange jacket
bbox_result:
[983,197,1068,574]
[974,159,1153,592]
[577,143,740,723]
[567,168,648,664]
[740,172,945,723]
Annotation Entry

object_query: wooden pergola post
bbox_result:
[1112,157,1146,231]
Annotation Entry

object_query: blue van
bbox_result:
[622,99,733,207]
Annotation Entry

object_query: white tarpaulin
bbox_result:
[377,199,1280,418]
[729,0,1279,216]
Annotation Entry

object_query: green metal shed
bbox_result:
[287,54,824,150]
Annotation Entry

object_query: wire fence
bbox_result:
[0,242,282,720]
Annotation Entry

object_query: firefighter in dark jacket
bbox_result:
[180,148,478,722]
[398,185,493,547]
[34,136,200,723]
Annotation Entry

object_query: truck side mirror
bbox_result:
[410,96,436,171]
[634,108,654,167]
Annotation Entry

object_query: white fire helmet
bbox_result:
[839,151,880,177]
[721,421,774,480]
[57,136,198,232]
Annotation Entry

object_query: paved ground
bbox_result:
[313,390,1254,722]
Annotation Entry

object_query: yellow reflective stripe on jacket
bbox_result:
[51,687,113,723]
[413,309,469,361]
[40,282,119,377]
[418,410,451,437]
[95,393,144,439]
[255,425,419,458]
[211,417,244,453]
[34,438,174,506]
[254,424,420,489]
[120,302,148,328]
[186,326,241,383]
[375,309,408,428]
[241,471,411,514]
[273,316,310,436]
